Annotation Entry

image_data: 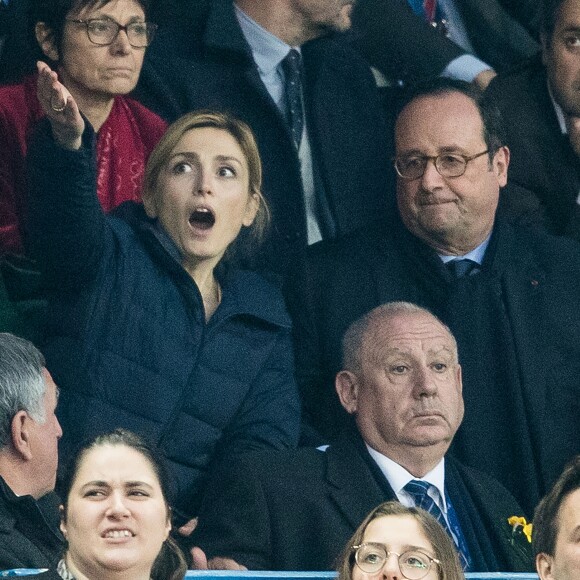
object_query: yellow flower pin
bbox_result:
[508,516,533,543]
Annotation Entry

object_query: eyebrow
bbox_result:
[369,542,434,555]
[80,480,155,490]
[560,26,580,35]
[89,14,145,23]
[171,152,241,163]
[397,145,471,156]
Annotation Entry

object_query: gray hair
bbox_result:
[342,302,457,373]
[0,333,47,448]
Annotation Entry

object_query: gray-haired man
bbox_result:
[0,333,64,569]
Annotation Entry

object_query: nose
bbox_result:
[55,417,63,439]
[195,168,212,195]
[414,366,438,398]
[381,553,402,580]
[110,28,132,54]
[106,492,130,518]
[420,157,445,192]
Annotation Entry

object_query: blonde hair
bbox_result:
[143,110,270,258]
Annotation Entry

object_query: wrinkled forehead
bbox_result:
[395,92,484,151]
[364,313,457,363]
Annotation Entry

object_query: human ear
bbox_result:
[536,553,554,580]
[335,371,359,415]
[242,191,260,227]
[60,505,68,540]
[493,146,510,188]
[142,190,158,219]
[35,23,59,62]
[10,411,33,461]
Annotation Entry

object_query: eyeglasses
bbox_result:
[353,543,440,580]
[394,150,489,180]
[66,18,158,48]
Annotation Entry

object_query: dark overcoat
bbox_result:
[286,215,580,515]
[192,435,533,572]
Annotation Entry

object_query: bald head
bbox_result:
[337,302,464,475]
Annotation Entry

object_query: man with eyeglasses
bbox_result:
[286,76,580,518]
[189,303,532,572]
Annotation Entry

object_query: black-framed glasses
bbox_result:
[66,18,157,48]
[353,543,440,580]
[394,149,489,180]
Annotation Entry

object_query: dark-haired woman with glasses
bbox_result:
[337,502,464,580]
[0,0,166,257]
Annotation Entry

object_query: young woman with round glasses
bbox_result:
[337,502,464,580]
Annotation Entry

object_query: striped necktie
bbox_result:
[404,479,471,570]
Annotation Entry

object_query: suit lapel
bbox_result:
[325,437,394,530]
[203,0,289,129]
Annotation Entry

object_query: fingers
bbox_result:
[178,517,198,536]
[189,547,248,571]
[36,60,74,116]
[209,558,248,571]
[190,546,209,570]
[36,60,84,149]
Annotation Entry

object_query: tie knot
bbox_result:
[404,479,432,499]
[446,258,478,278]
[282,49,302,75]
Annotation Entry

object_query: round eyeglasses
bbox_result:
[66,18,158,48]
[353,543,440,580]
[394,150,489,180]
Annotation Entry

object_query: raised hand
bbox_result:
[36,60,84,150]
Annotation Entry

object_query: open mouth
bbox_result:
[103,529,134,538]
[189,208,215,230]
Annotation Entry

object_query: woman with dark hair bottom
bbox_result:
[26,429,187,580]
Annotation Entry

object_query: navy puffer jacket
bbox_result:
[27,121,300,519]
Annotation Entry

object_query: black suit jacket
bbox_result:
[486,55,580,242]
[285,216,580,515]
[135,0,393,279]
[191,435,533,572]
[350,0,539,82]
[0,477,64,570]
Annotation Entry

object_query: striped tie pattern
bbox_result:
[404,479,471,570]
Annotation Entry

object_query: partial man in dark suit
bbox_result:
[286,77,580,516]
[0,333,64,569]
[486,0,580,242]
[350,0,540,87]
[533,456,580,580]
[135,0,392,279]
[188,303,533,572]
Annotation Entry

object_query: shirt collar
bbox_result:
[438,234,490,265]
[365,443,448,512]
[234,3,297,75]
[547,80,567,135]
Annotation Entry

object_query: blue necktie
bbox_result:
[446,258,479,278]
[281,49,304,150]
[404,480,471,570]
